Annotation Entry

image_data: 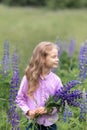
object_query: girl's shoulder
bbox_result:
[20,75,29,85]
[22,75,28,81]
[19,75,28,91]
[50,72,61,81]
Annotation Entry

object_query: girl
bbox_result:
[16,41,63,130]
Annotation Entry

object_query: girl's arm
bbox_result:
[16,76,30,115]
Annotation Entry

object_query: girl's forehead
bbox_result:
[48,48,58,52]
[47,48,58,55]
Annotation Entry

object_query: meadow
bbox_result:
[0,4,87,130]
[0,4,87,76]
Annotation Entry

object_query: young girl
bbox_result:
[16,41,63,130]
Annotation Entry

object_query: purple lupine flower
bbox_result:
[68,39,76,57]
[80,89,87,121]
[55,38,68,55]
[78,45,85,80]
[78,41,87,81]
[63,80,81,93]
[83,41,87,78]
[62,41,69,53]
[63,106,68,122]
[54,89,61,101]
[2,40,10,76]
[55,37,61,57]
[54,80,82,107]
[70,100,81,107]
[63,101,72,123]
[8,48,20,130]
[62,90,82,107]
[68,90,82,99]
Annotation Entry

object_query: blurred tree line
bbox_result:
[0,0,87,9]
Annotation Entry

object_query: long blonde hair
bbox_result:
[25,41,58,97]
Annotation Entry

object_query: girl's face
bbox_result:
[45,48,59,69]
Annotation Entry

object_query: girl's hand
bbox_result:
[35,107,47,115]
[27,110,36,119]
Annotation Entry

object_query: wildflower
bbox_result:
[2,40,10,76]
[8,48,20,130]
[78,41,87,81]
[55,37,61,57]
[63,80,81,93]
[80,89,87,121]
[63,101,72,123]
[68,39,76,57]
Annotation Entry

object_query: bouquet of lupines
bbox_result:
[45,80,87,119]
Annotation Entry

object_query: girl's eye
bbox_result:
[51,55,58,58]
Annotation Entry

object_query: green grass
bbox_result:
[0,4,87,76]
[0,5,87,43]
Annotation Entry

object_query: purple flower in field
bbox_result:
[68,39,76,57]
[80,89,87,121]
[63,101,72,123]
[8,48,20,130]
[55,37,61,57]
[78,41,87,81]
[54,80,82,108]
[55,38,68,55]
[2,40,10,76]
[63,80,81,93]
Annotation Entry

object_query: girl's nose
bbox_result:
[57,58,59,62]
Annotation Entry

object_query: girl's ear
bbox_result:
[40,58,45,66]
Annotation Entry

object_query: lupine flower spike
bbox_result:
[80,89,87,121]
[8,48,20,130]
[2,40,10,77]
[68,39,76,57]
[55,37,61,57]
[63,101,72,123]
[78,41,87,81]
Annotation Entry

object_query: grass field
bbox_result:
[0,5,87,75]
[0,4,87,76]
[0,5,87,70]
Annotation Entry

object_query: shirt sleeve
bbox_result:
[16,75,30,114]
[55,76,63,92]
[48,77,63,116]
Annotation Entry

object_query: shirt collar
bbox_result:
[40,71,51,80]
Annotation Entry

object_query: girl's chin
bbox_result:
[53,65,58,68]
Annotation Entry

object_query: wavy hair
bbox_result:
[25,41,58,97]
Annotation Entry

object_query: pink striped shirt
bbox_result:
[16,72,63,126]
